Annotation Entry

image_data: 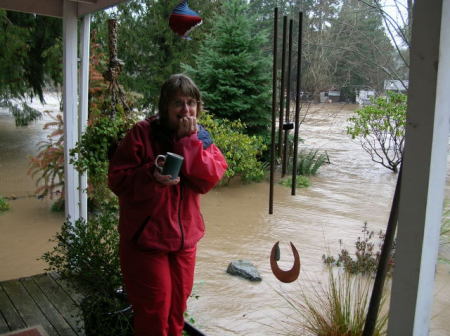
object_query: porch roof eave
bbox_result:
[0,0,127,18]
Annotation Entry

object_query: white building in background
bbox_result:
[356,89,376,105]
[319,90,341,103]
[384,79,409,92]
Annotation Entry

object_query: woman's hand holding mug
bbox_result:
[153,152,184,186]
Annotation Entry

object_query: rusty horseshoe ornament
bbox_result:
[270,241,300,283]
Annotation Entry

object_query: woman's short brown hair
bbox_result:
[158,74,203,125]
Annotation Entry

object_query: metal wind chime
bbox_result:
[269,9,304,216]
[269,8,303,284]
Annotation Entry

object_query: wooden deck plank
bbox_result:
[0,309,10,334]
[20,277,78,336]
[33,274,84,336]
[47,273,84,306]
[0,285,25,331]
[1,280,59,336]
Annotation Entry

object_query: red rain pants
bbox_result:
[120,241,196,336]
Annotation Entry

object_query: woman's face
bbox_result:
[166,92,198,131]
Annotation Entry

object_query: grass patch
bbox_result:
[279,175,310,189]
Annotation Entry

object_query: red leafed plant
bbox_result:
[28,111,65,208]
[28,30,108,211]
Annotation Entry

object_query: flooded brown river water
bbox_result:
[0,99,449,335]
[0,95,64,281]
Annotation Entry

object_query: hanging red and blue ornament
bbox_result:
[169,1,202,39]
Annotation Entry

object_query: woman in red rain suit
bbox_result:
[108,74,227,336]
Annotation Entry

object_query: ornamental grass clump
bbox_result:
[280,149,328,189]
[277,268,388,336]
[296,149,329,176]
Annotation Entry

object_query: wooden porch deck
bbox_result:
[0,273,84,336]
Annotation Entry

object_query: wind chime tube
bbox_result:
[269,7,278,214]
[291,12,303,196]
[282,19,293,177]
[278,15,288,159]
[363,165,403,336]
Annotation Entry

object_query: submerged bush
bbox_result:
[200,112,267,184]
[295,149,329,176]
[347,92,406,173]
[0,196,10,212]
[322,222,395,275]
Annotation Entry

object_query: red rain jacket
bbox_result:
[108,118,227,252]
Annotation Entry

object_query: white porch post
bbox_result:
[79,14,91,221]
[388,0,450,334]
[63,0,80,222]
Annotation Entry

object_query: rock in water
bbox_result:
[226,260,262,281]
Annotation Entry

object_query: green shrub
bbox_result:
[0,196,10,212]
[42,203,130,335]
[81,294,132,336]
[200,112,267,184]
[347,92,406,173]
[41,204,122,297]
[295,149,329,176]
[70,107,138,204]
[184,0,272,138]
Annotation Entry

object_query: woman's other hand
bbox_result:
[153,168,180,186]
[177,116,197,139]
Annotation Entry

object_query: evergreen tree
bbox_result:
[0,10,61,101]
[184,0,272,137]
[91,0,223,112]
[0,10,62,125]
